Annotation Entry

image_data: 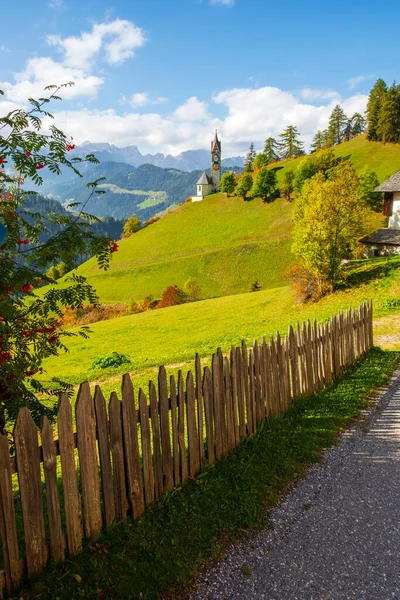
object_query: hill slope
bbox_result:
[68,135,393,303]
[77,193,294,301]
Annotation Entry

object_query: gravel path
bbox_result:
[192,372,400,600]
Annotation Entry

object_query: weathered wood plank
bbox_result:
[217,348,228,455]
[212,353,223,459]
[178,371,188,485]
[202,367,215,466]
[40,417,64,563]
[241,341,253,434]
[252,341,262,424]
[122,374,144,518]
[94,386,116,529]
[58,394,82,554]
[0,435,20,594]
[14,408,47,576]
[186,371,200,477]
[235,347,246,437]
[230,347,240,446]
[195,353,205,465]
[170,375,180,487]
[108,393,129,521]
[224,356,235,451]
[75,382,102,538]
[158,366,174,492]
[149,381,163,498]
[139,389,155,506]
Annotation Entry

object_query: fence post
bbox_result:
[0,435,20,594]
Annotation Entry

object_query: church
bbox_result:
[192,131,221,202]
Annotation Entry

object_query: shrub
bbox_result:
[145,216,161,227]
[91,352,131,370]
[183,278,202,302]
[185,197,192,203]
[250,280,262,292]
[286,262,333,303]
[158,285,187,308]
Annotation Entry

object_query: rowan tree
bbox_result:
[293,162,367,293]
[0,84,116,432]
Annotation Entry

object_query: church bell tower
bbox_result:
[211,130,221,192]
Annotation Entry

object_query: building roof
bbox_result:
[211,130,221,152]
[374,170,400,192]
[360,228,400,246]
[197,171,213,185]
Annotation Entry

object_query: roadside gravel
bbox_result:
[192,371,400,600]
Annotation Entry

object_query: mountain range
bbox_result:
[73,142,245,172]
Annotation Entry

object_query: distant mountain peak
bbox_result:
[72,142,244,172]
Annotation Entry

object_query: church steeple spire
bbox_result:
[211,130,221,192]
[211,129,221,152]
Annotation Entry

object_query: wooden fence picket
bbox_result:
[170,375,180,487]
[122,375,145,518]
[224,356,235,451]
[202,367,215,467]
[177,371,188,485]
[14,408,47,577]
[158,366,174,492]
[58,394,82,553]
[94,386,116,529]
[138,389,155,506]
[149,381,163,498]
[108,393,129,521]
[186,371,200,477]
[195,354,205,466]
[235,347,246,436]
[241,341,252,434]
[230,347,240,446]
[40,416,64,563]
[0,434,20,594]
[212,353,224,459]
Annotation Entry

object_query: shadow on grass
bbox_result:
[12,348,400,600]
[338,256,400,291]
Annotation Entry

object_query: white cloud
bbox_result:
[174,96,209,121]
[129,92,167,108]
[210,0,235,5]
[0,19,146,105]
[299,88,340,101]
[0,57,103,103]
[47,19,146,70]
[27,86,367,157]
[0,45,11,53]
[347,74,374,89]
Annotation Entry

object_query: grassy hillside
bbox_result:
[76,194,294,302]
[42,256,400,399]
[68,134,394,304]
[274,133,400,183]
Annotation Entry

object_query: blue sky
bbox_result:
[0,0,399,155]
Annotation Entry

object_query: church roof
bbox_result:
[211,130,221,151]
[374,171,400,192]
[360,228,400,246]
[197,171,213,185]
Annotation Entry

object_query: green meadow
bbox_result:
[41,255,400,400]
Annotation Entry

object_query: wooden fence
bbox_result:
[0,301,373,595]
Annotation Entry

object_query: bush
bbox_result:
[145,216,161,227]
[286,262,333,303]
[158,285,187,308]
[183,278,202,302]
[250,280,262,292]
[91,352,131,370]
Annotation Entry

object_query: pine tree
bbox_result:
[263,137,280,164]
[366,79,387,141]
[244,142,257,172]
[376,83,400,143]
[327,105,348,146]
[350,112,367,137]
[278,126,305,159]
[311,131,325,153]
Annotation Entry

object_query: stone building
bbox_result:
[192,131,221,202]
